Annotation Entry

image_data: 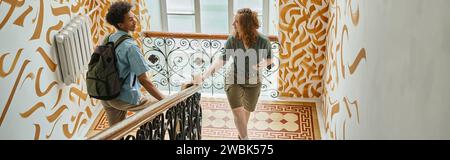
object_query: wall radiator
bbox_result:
[55,15,93,85]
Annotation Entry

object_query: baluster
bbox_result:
[125,92,201,140]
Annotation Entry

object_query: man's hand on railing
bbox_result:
[181,83,194,90]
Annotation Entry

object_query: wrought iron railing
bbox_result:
[142,32,280,98]
[126,93,202,140]
[88,85,202,140]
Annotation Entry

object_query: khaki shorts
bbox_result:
[101,95,158,126]
[225,83,262,112]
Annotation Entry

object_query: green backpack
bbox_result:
[86,34,131,100]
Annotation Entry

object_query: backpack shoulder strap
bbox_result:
[113,34,134,85]
[103,34,111,45]
[114,34,132,50]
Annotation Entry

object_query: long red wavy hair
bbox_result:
[233,8,260,48]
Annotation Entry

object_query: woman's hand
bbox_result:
[191,74,204,85]
[189,58,225,85]
[252,59,273,70]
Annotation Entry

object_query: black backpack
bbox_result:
[86,34,131,100]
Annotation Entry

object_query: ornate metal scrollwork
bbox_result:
[142,36,280,98]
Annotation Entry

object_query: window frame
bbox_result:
[159,0,271,34]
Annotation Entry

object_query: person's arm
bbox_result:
[253,39,274,70]
[126,42,165,100]
[192,58,225,84]
[204,59,226,78]
[138,73,165,100]
[253,58,273,70]
[192,36,234,84]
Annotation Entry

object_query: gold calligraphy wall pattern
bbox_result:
[138,0,151,32]
[278,0,329,98]
[322,0,366,140]
[0,0,150,139]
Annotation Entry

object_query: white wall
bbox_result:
[323,0,450,139]
[0,0,101,140]
[0,0,150,140]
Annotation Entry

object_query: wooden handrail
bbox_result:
[88,85,202,140]
[143,31,279,42]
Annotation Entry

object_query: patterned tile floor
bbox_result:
[86,98,321,140]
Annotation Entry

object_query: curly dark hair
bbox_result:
[106,1,132,29]
[234,8,260,48]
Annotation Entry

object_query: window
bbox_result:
[147,0,163,31]
[147,0,278,35]
[201,0,228,34]
[166,0,197,32]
